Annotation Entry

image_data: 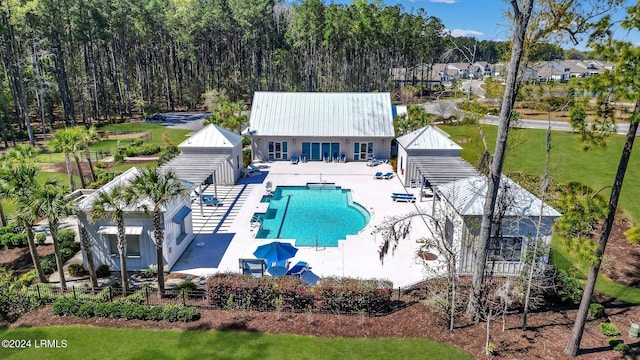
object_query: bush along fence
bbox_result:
[24,274,410,318]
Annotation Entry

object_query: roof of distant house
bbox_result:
[437,175,562,217]
[249,92,395,137]
[179,124,243,149]
[396,125,462,151]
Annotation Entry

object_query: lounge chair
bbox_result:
[248,164,261,170]
[323,152,330,162]
[286,261,309,276]
[374,172,383,179]
[367,157,382,167]
[339,153,346,163]
[391,193,416,202]
[332,152,339,162]
[300,152,307,163]
[290,154,299,164]
[383,172,394,179]
[201,195,222,206]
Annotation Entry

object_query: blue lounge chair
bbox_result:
[383,172,395,179]
[323,152,330,162]
[290,154,299,164]
[339,153,346,163]
[201,195,222,206]
[332,152,339,162]
[286,261,309,276]
[374,172,383,179]
[300,152,307,163]
[391,193,416,202]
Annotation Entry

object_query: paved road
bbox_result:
[480,115,634,136]
[146,112,210,132]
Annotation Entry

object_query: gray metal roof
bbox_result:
[410,156,479,187]
[397,126,462,151]
[179,124,243,149]
[159,153,228,186]
[437,175,562,217]
[248,92,395,137]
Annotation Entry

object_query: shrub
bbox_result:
[175,279,198,291]
[546,269,583,305]
[96,264,110,278]
[68,264,87,277]
[94,161,107,169]
[625,226,640,245]
[608,338,624,347]
[589,303,605,319]
[146,306,164,321]
[177,306,200,322]
[58,230,77,248]
[36,233,46,246]
[41,254,58,275]
[613,342,630,353]
[124,146,139,157]
[76,302,95,318]
[598,322,621,336]
[137,144,161,155]
[158,144,179,165]
[52,297,81,316]
[121,303,145,320]
[162,303,182,322]
[114,153,125,163]
[141,267,156,279]
[132,138,144,147]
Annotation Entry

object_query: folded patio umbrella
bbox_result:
[253,241,298,265]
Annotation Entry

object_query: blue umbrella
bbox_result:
[253,241,298,266]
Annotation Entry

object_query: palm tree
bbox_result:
[79,225,99,289]
[4,162,47,283]
[79,126,99,183]
[49,128,85,191]
[33,178,77,290]
[89,185,130,292]
[127,168,187,295]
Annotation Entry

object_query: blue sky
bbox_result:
[330,0,640,49]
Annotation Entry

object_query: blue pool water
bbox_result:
[255,184,370,247]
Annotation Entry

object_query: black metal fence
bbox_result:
[26,284,414,317]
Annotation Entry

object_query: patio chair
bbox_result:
[201,195,222,206]
[290,154,299,164]
[242,167,259,178]
[382,172,395,179]
[239,258,266,277]
[391,193,416,203]
[300,152,307,163]
[373,172,384,179]
[332,152,339,162]
[286,261,309,276]
[339,153,346,163]
[323,152,330,162]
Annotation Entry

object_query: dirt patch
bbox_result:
[40,160,155,175]
[102,131,150,141]
[1,244,54,277]
[601,218,640,287]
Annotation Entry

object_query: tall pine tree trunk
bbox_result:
[468,0,534,320]
[565,112,639,356]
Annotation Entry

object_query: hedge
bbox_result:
[206,273,393,315]
[52,296,199,322]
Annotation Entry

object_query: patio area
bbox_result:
[171,160,437,287]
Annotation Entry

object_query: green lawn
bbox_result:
[37,123,191,163]
[441,125,640,223]
[551,235,640,304]
[0,326,472,360]
[1,172,79,218]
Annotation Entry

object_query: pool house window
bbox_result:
[108,234,141,257]
[353,142,373,160]
[301,142,340,161]
[268,141,288,160]
[488,236,523,262]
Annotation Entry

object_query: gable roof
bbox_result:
[396,125,462,151]
[78,167,192,213]
[179,124,243,149]
[248,92,395,137]
[437,175,561,218]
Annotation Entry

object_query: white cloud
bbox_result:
[429,0,457,3]
[447,29,484,38]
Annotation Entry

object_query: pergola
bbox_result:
[409,156,479,201]
[159,153,229,216]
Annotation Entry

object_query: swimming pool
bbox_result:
[254,184,370,247]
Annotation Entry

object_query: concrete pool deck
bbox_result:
[172,160,438,288]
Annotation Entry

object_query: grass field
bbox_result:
[0,326,472,360]
[1,172,78,217]
[441,125,640,223]
[37,123,191,163]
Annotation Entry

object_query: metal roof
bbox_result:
[159,153,228,186]
[179,124,244,149]
[437,175,562,217]
[397,126,462,151]
[78,166,194,213]
[410,156,479,187]
[248,92,395,137]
